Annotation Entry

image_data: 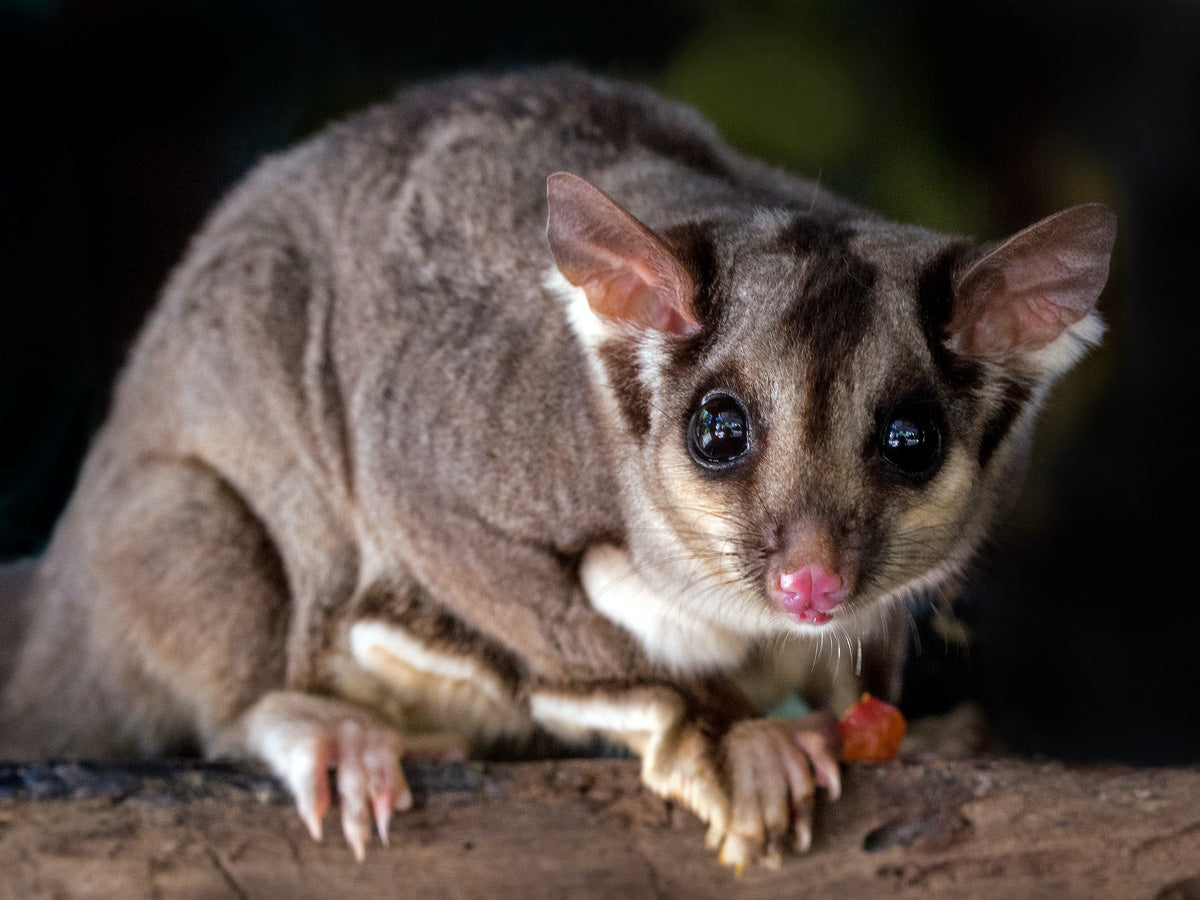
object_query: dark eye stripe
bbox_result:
[597,339,651,440]
[977,379,1033,467]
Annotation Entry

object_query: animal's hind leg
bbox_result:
[1,455,295,757]
[84,457,420,859]
[85,457,295,745]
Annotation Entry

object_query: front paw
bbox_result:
[644,713,841,871]
[238,692,415,862]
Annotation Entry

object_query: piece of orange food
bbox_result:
[838,693,906,761]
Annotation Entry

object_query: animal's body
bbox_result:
[0,68,1116,867]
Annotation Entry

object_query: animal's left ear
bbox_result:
[546,171,700,336]
[949,204,1117,361]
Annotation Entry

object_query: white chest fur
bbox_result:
[579,544,753,675]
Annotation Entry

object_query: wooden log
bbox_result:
[1,756,1199,898]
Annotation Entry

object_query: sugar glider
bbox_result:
[0,68,1116,868]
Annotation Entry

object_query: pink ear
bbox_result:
[950,203,1117,359]
[546,172,700,336]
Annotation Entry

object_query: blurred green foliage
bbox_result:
[657,1,978,233]
[655,0,1116,242]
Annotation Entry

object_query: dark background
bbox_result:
[2,0,1198,764]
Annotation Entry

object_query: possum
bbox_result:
[0,68,1116,869]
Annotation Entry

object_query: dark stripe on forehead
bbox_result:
[770,212,854,260]
[916,242,987,392]
[977,378,1033,468]
[775,218,878,442]
[597,339,652,439]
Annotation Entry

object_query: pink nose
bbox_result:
[776,564,846,624]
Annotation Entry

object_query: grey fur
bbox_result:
[0,68,1114,862]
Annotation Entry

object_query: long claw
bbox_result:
[795,730,841,800]
[345,823,369,863]
[363,736,408,844]
[299,797,326,843]
[374,792,394,844]
[336,722,372,863]
[284,740,330,843]
[340,780,370,864]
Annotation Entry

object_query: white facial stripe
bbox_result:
[636,330,670,396]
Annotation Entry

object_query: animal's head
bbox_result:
[547,171,1116,644]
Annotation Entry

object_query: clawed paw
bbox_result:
[711,714,841,871]
[284,717,410,861]
[644,712,841,872]
[242,692,414,861]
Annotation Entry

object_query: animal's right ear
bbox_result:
[547,172,700,336]
[948,203,1117,362]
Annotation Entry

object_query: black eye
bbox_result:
[689,393,749,466]
[879,405,943,480]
